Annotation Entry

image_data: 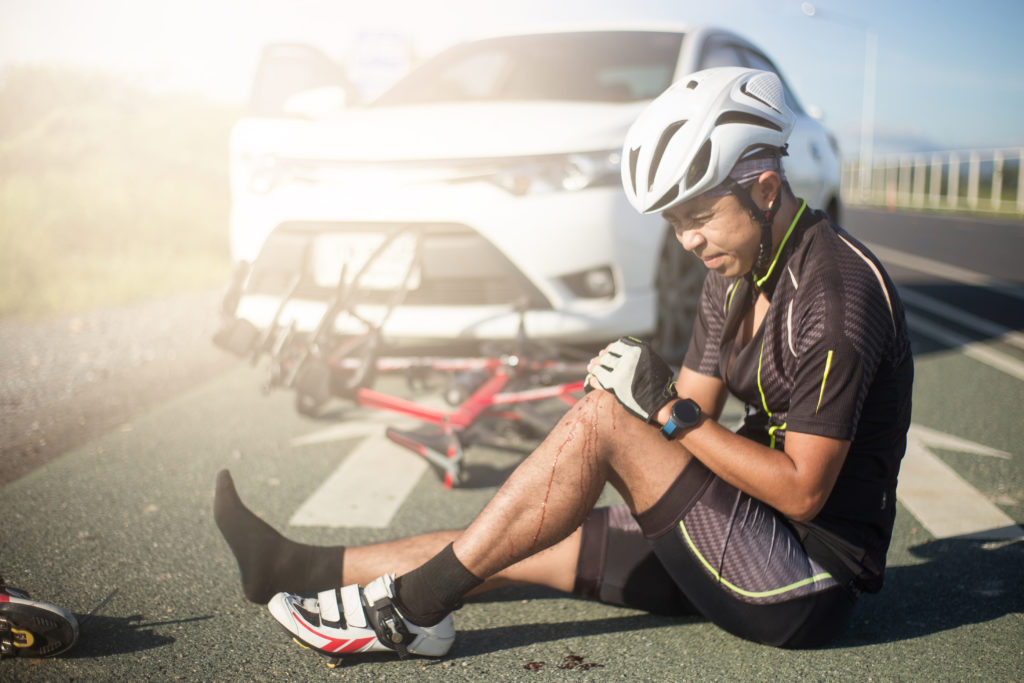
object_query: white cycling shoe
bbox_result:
[268,573,454,665]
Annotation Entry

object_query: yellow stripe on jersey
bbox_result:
[816,349,834,413]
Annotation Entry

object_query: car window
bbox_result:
[698,38,745,69]
[248,44,355,116]
[374,32,683,105]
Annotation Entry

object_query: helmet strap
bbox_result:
[720,177,782,280]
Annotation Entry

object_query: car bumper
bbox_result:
[229,178,665,345]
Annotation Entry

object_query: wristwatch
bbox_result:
[660,398,701,440]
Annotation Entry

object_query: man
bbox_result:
[215,67,912,659]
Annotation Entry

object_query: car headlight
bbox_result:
[485,150,622,196]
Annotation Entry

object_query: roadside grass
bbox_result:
[0,65,242,317]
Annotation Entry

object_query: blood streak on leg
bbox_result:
[579,400,600,497]
[525,398,600,554]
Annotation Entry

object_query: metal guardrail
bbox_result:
[842,147,1024,216]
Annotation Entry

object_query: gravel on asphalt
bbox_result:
[0,289,238,485]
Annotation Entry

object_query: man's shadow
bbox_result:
[451,535,1022,655]
[835,534,1023,646]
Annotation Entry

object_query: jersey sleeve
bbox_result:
[785,257,894,440]
[682,272,731,378]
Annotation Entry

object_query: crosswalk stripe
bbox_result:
[289,419,428,528]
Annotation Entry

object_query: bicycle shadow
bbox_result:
[61,614,210,658]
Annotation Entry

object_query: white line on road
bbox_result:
[899,287,1024,352]
[865,241,1024,302]
[897,426,1022,541]
[906,312,1024,381]
[288,413,428,528]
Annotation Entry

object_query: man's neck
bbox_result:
[769,190,800,249]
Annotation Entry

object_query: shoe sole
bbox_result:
[0,596,79,658]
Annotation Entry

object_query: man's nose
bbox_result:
[678,228,704,251]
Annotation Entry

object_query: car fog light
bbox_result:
[562,266,616,299]
[584,268,616,297]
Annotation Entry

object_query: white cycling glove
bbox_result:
[590,337,677,423]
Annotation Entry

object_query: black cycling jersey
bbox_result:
[683,204,914,592]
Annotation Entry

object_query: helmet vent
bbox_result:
[628,146,640,195]
[685,139,712,190]
[648,184,680,213]
[648,119,687,191]
[741,74,784,113]
[715,111,783,132]
[686,80,698,89]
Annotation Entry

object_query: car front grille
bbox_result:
[246,221,551,309]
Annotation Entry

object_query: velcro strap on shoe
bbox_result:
[362,574,394,604]
[317,588,344,628]
[340,584,367,629]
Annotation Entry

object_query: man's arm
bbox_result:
[672,366,728,422]
[592,342,848,521]
[655,386,849,521]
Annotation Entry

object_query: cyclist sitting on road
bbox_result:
[214,66,913,659]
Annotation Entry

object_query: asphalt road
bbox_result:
[1,207,1022,681]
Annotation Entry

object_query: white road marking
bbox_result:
[897,426,1022,540]
[899,287,1024,352]
[288,411,428,528]
[906,312,1024,382]
[864,241,1024,302]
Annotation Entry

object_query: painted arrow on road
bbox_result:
[897,425,1021,541]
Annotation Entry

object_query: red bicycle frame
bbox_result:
[355,360,585,488]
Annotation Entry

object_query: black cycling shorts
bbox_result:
[573,458,857,648]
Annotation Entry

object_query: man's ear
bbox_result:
[753,171,782,209]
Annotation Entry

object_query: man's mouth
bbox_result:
[701,254,724,268]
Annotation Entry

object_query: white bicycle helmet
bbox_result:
[622,67,795,215]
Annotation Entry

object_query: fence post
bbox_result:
[991,150,1003,211]
[929,154,943,207]
[967,151,980,209]
[898,156,912,207]
[913,156,927,208]
[948,152,959,208]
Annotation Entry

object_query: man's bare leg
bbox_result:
[453,389,690,579]
[391,390,692,625]
[217,388,687,613]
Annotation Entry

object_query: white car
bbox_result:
[226,26,841,361]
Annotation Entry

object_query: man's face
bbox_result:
[661,192,759,278]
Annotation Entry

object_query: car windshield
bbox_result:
[373,31,683,106]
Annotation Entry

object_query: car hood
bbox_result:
[242,101,649,161]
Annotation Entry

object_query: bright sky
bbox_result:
[2,0,1022,158]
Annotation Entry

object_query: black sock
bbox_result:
[393,543,481,627]
[213,469,345,603]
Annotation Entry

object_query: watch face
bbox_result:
[673,399,701,427]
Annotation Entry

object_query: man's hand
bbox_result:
[587,337,676,423]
